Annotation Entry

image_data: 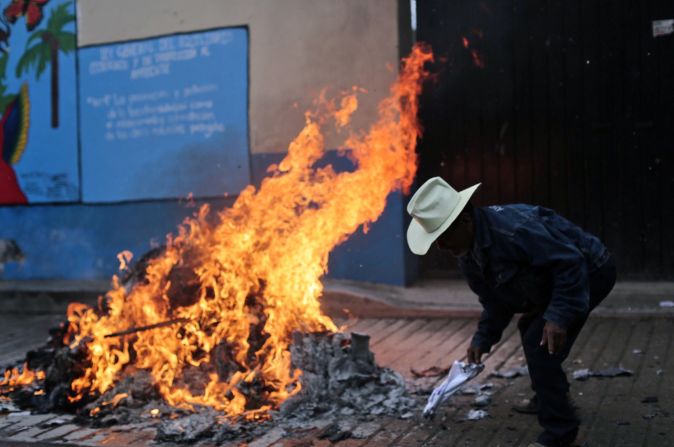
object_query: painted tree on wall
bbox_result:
[15,1,74,128]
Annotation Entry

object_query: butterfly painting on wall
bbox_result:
[3,0,49,32]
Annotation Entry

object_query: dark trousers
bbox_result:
[518,256,617,447]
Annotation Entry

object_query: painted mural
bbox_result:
[79,27,250,202]
[0,0,77,204]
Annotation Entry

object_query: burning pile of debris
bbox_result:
[0,45,432,444]
[2,317,415,443]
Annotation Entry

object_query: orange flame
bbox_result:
[461,36,485,69]
[470,49,485,69]
[117,250,133,271]
[0,363,45,390]
[102,392,129,407]
[64,44,433,419]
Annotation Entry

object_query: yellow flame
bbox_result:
[0,363,44,390]
[64,45,433,419]
[117,250,133,271]
[102,392,129,407]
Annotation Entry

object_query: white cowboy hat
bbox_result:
[406,177,481,255]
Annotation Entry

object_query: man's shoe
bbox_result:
[512,395,538,414]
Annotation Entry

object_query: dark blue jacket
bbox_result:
[461,204,609,352]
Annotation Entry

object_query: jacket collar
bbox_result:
[466,207,492,268]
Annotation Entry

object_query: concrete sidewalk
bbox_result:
[322,279,674,319]
[1,278,673,319]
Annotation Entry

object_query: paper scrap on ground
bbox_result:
[572,366,633,381]
[422,361,484,418]
[460,382,494,395]
[465,409,488,420]
[411,365,450,378]
[474,393,492,407]
[489,366,528,379]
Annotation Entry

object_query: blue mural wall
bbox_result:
[0,6,415,286]
[1,152,414,286]
[0,200,215,279]
[79,28,250,202]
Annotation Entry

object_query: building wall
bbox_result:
[416,0,674,280]
[1,0,416,286]
[77,0,399,155]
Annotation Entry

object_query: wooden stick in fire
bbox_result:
[104,318,190,338]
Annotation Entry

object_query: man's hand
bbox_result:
[466,345,484,364]
[540,321,567,355]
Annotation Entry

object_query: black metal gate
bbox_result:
[415,0,674,280]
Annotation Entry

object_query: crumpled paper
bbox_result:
[572,366,633,381]
[422,361,484,418]
[489,366,528,379]
[465,409,488,420]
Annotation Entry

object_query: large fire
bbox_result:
[4,45,433,419]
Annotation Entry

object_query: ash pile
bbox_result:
[158,331,416,443]
[1,328,416,444]
[282,331,416,419]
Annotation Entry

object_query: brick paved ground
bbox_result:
[1,314,672,446]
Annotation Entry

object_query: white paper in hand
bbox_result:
[423,360,484,418]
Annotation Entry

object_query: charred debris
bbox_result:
[0,248,416,443]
